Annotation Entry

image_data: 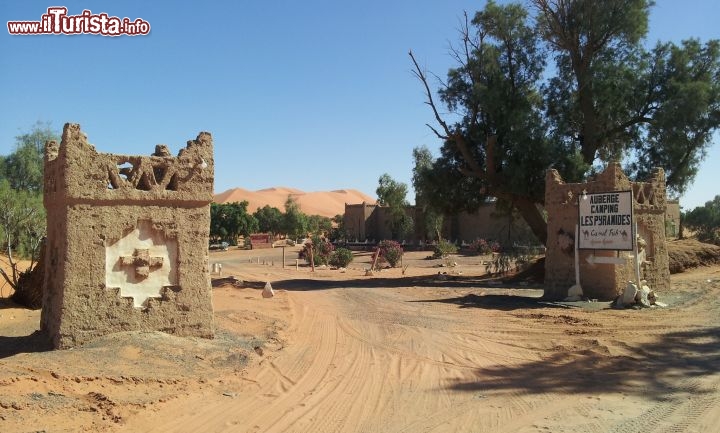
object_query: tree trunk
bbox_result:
[510,196,547,246]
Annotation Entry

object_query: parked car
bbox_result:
[209,241,229,251]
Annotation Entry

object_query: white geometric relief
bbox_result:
[105,220,178,308]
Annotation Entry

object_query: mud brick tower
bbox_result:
[41,123,215,348]
[545,163,670,300]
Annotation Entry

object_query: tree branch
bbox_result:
[409,50,454,139]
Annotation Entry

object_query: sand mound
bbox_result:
[214,186,375,218]
[667,238,720,273]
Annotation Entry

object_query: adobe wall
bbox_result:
[544,163,670,300]
[41,123,215,349]
[344,201,536,245]
[344,202,380,241]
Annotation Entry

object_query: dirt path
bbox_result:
[2,250,720,432]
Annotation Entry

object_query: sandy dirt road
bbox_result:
[2,248,720,432]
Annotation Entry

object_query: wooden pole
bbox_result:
[309,245,315,272]
[370,247,380,271]
[634,221,641,287]
[574,224,580,288]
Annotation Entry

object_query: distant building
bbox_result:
[345,195,681,245]
[343,200,538,246]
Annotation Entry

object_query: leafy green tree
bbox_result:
[329,214,346,241]
[210,201,258,244]
[253,205,283,234]
[410,0,720,247]
[534,0,720,192]
[683,195,720,245]
[0,122,56,306]
[376,173,414,240]
[282,196,308,239]
[412,146,449,241]
[376,173,409,208]
[1,121,59,192]
[307,214,332,236]
[0,180,45,291]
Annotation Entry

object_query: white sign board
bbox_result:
[578,190,634,250]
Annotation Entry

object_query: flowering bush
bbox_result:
[470,238,502,255]
[300,236,335,266]
[372,240,404,268]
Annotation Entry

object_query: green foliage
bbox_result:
[253,205,283,234]
[1,121,59,192]
[0,180,45,291]
[629,39,720,193]
[486,253,512,276]
[391,213,414,241]
[412,146,486,216]
[485,247,533,276]
[376,174,414,240]
[329,248,354,268]
[432,239,458,259]
[283,196,309,239]
[329,214,346,241]
[469,238,501,255]
[300,236,335,266]
[413,0,720,249]
[307,214,332,235]
[210,201,258,244]
[376,174,409,207]
[412,147,449,241]
[684,195,720,245]
[0,122,56,304]
[373,240,404,268]
[423,210,444,242]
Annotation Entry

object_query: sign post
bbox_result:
[572,190,636,298]
[578,191,634,251]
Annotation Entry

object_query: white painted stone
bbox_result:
[565,284,583,301]
[262,282,274,298]
[636,285,653,307]
[105,220,178,308]
[621,281,638,306]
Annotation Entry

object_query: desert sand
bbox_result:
[214,187,375,218]
[2,247,720,433]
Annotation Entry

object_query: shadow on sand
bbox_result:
[0,298,52,358]
[408,293,573,311]
[0,331,52,359]
[237,274,544,293]
[446,326,720,401]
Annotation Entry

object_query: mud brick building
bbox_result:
[41,123,215,348]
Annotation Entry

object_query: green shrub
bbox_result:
[373,240,404,268]
[330,248,354,268]
[432,239,458,259]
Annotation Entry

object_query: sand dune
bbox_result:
[214,187,375,218]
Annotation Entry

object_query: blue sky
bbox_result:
[1,0,718,210]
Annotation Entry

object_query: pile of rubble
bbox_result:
[614,280,666,308]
